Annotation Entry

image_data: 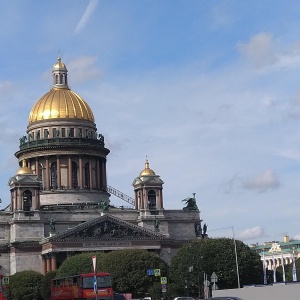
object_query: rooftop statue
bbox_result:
[99,199,109,212]
[182,195,198,210]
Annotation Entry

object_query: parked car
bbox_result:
[114,293,126,300]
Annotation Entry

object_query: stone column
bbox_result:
[35,159,39,177]
[103,161,107,188]
[158,189,163,209]
[45,157,50,190]
[51,254,57,271]
[17,188,22,210]
[96,159,100,190]
[143,188,148,209]
[46,256,51,273]
[57,156,61,188]
[89,159,93,189]
[41,256,47,275]
[68,157,72,189]
[79,157,83,189]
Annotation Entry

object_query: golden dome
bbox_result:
[28,56,95,124]
[16,160,33,175]
[53,56,67,71]
[140,158,156,176]
[28,88,95,124]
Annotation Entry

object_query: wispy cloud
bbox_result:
[238,32,277,68]
[68,56,101,84]
[238,32,300,71]
[242,169,280,193]
[223,170,280,194]
[237,226,265,241]
[74,0,99,34]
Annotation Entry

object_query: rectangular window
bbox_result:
[62,128,66,137]
[69,128,74,137]
[52,128,57,137]
[44,129,49,138]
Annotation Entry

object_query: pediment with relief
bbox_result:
[46,214,166,242]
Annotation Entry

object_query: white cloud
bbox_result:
[237,226,265,241]
[242,169,280,193]
[67,56,101,84]
[238,32,277,68]
[293,234,300,240]
[238,32,300,72]
[74,0,99,34]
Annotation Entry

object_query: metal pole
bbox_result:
[232,226,240,288]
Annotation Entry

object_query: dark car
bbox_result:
[114,293,126,300]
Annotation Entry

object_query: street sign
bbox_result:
[2,276,8,285]
[147,269,154,276]
[93,275,97,293]
[211,272,218,282]
[154,269,161,276]
[162,288,167,293]
[160,277,167,284]
[161,284,167,289]
[203,279,210,287]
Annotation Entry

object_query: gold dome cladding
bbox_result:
[140,158,156,176]
[28,88,95,124]
[16,159,33,175]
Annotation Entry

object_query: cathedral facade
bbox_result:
[0,57,202,275]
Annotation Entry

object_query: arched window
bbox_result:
[23,190,32,211]
[84,162,90,189]
[72,161,78,188]
[148,190,156,209]
[50,162,57,189]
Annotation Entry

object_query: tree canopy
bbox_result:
[169,238,263,296]
[7,270,43,300]
[56,249,168,298]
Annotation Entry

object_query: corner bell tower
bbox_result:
[132,158,164,214]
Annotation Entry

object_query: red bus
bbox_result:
[51,272,113,300]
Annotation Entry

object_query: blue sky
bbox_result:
[1,0,300,245]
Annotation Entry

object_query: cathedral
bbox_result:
[0,57,202,275]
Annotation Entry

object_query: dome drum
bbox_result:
[17,134,106,153]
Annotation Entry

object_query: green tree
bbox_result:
[56,252,106,277]
[41,270,57,300]
[101,249,168,297]
[55,249,168,298]
[169,238,263,297]
[7,270,43,300]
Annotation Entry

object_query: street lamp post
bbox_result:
[232,226,241,289]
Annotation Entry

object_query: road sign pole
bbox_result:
[92,255,98,300]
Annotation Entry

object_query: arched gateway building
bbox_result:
[0,57,202,275]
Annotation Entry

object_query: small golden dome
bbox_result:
[16,160,33,175]
[140,158,156,176]
[53,56,67,71]
[28,88,95,124]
